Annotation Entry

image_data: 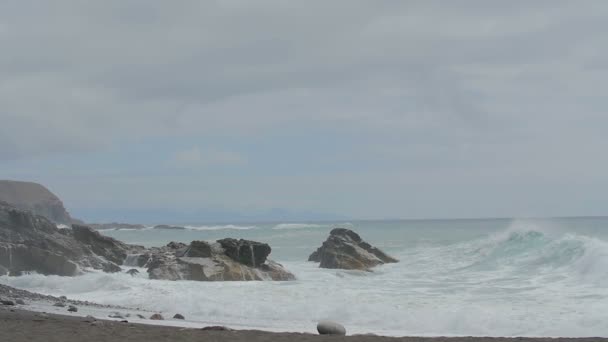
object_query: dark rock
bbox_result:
[53,302,66,307]
[201,326,231,331]
[1,300,15,306]
[67,305,78,312]
[309,228,398,271]
[317,320,346,335]
[136,314,146,319]
[217,238,271,267]
[59,296,67,300]
[149,313,164,320]
[71,224,135,265]
[120,320,129,323]
[185,241,212,258]
[102,262,121,273]
[15,299,25,305]
[126,268,140,276]
[173,313,185,320]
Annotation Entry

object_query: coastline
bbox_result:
[1,306,606,342]
[0,283,606,342]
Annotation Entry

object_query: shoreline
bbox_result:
[1,284,606,342]
[1,306,606,342]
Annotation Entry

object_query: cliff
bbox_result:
[0,180,73,225]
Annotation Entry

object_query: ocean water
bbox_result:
[2,217,608,337]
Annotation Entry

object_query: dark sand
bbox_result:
[0,307,605,342]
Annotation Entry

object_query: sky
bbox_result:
[1,1,608,222]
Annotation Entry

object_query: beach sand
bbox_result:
[0,306,605,342]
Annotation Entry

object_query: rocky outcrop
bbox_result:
[141,239,295,281]
[309,228,398,271]
[153,225,185,230]
[0,180,73,225]
[0,202,143,276]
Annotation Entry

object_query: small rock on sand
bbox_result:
[317,320,346,336]
[67,305,78,312]
[150,313,164,320]
[53,302,66,307]
[173,313,185,320]
[201,326,231,331]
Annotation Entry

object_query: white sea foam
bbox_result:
[184,224,257,231]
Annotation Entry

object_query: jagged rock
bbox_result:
[147,240,294,281]
[150,313,164,320]
[1,300,15,306]
[217,238,271,267]
[68,305,78,312]
[15,299,25,305]
[72,224,138,265]
[0,180,73,225]
[317,320,346,335]
[173,313,185,320]
[0,202,143,276]
[102,262,121,273]
[126,268,139,276]
[309,228,398,270]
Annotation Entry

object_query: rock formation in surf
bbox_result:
[0,201,144,276]
[131,239,295,281]
[309,228,398,270]
[0,180,74,225]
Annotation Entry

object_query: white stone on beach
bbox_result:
[317,320,346,335]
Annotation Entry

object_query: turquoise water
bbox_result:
[3,217,608,336]
[100,218,518,261]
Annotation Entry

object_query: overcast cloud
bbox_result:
[1,1,608,221]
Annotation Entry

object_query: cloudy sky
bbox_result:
[1,1,608,222]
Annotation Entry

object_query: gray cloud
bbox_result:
[1,1,608,218]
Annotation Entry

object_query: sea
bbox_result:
[2,217,608,337]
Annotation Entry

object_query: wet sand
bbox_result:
[0,306,605,342]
